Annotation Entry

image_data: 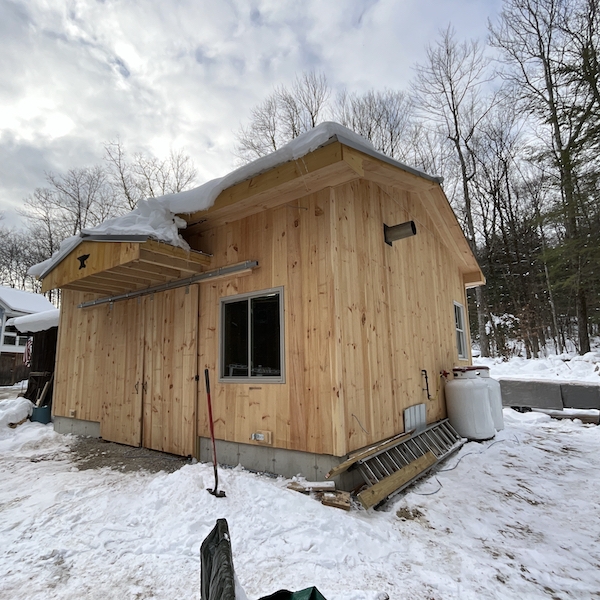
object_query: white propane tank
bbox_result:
[445,367,495,441]
[475,366,504,431]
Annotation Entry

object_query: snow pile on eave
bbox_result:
[0,286,55,314]
[28,123,376,279]
[6,309,60,333]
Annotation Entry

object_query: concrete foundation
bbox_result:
[51,417,364,489]
[198,437,363,491]
[499,379,600,411]
[54,416,101,437]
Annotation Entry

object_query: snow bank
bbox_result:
[477,352,600,384]
[502,407,552,425]
[7,308,60,333]
[0,397,33,433]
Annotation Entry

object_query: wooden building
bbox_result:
[36,124,484,477]
[0,287,55,385]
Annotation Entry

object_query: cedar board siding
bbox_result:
[188,178,471,458]
[54,286,198,456]
[189,187,341,457]
[52,176,472,459]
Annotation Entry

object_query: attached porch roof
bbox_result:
[40,237,211,295]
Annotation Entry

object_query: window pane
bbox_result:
[251,294,281,377]
[454,303,466,358]
[4,335,16,346]
[223,300,248,377]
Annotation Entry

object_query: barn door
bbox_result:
[141,285,199,456]
[98,297,144,447]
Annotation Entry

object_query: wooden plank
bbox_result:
[287,481,336,493]
[325,429,416,479]
[142,239,211,265]
[138,249,207,274]
[321,490,351,511]
[357,451,437,509]
[62,281,131,295]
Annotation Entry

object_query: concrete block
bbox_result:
[499,379,563,410]
[560,382,600,409]
[53,416,100,437]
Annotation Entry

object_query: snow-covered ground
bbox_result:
[1,391,600,599]
[478,348,600,384]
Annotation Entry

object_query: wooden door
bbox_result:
[142,285,199,456]
[98,297,144,447]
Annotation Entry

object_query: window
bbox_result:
[454,302,467,360]
[221,288,284,382]
[3,324,16,346]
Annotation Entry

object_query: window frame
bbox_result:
[219,286,285,384]
[454,301,468,360]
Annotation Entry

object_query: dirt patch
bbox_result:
[69,436,193,474]
[396,506,425,521]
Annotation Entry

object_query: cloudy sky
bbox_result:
[0,0,502,229]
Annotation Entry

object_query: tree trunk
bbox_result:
[577,287,591,354]
[475,286,490,358]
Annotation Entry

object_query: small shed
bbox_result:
[7,309,60,407]
[32,123,484,479]
[0,287,55,385]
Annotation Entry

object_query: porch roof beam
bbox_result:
[78,260,259,309]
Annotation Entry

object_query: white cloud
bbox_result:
[0,0,502,229]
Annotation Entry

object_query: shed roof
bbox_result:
[0,286,55,314]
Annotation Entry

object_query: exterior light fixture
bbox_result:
[384,220,417,246]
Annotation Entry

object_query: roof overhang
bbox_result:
[181,139,484,287]
[41,238,212,295]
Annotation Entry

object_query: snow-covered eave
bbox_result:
[160,124,445,221]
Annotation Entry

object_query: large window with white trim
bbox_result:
[454,302,468,360]
[220,288,284,382]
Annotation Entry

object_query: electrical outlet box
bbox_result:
[250,430,272,445]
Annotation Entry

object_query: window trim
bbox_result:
[219,286,285,384]
[454,301,468,360]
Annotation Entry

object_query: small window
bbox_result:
[3,334,16,346]
[221,288,284,382]
[454,302,467,360]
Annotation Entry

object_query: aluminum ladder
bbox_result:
[356,419,463,508]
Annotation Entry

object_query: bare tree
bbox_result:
[412,26,496,356]
[235,71,331,162]
[490,0,599,353]
[104,140,197,209]
[333,89,415,159]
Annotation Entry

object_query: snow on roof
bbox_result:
[6,309,60,333]
[0,286,55,314]
[29,122,442,280]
